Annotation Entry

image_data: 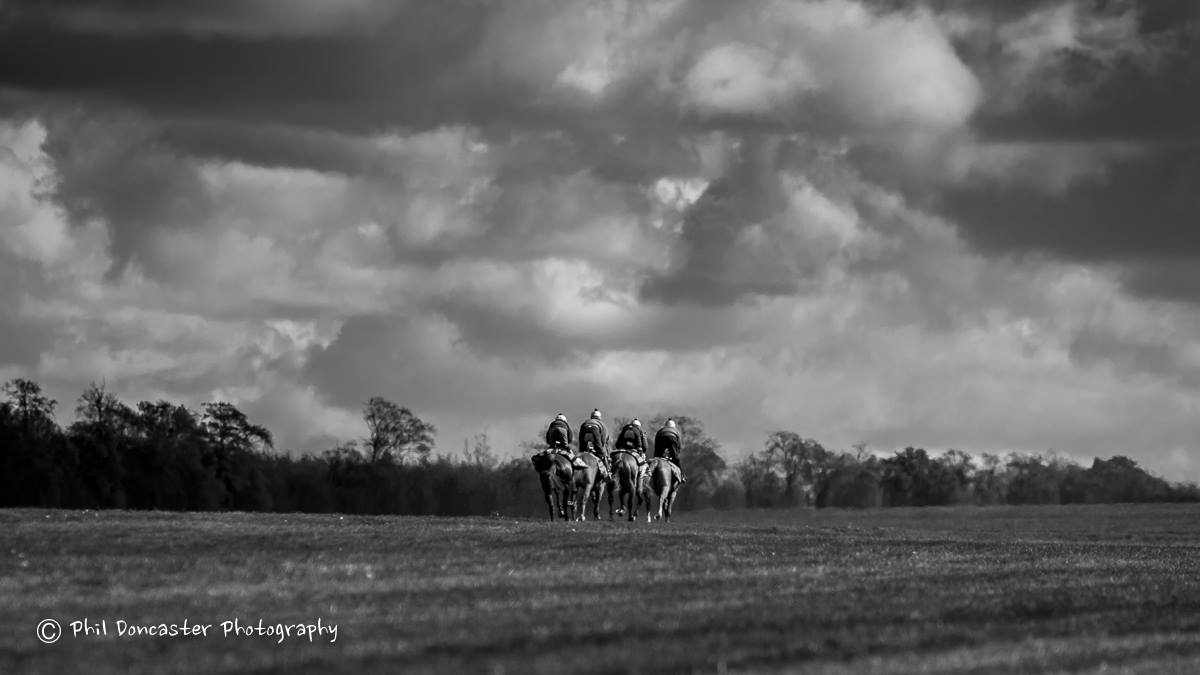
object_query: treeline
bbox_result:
[2,378,1197,516]
[729,434,1200,508]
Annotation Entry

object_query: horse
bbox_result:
[647,457,682,522]
[636,468,656,523]
[531,451,575,521]
[571,443,609,521]
[611,451,646,522]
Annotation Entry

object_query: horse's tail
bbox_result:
[539,466,558,520]
[614,455,637,521]
[649,460,667,495]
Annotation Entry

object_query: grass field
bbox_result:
[4,504,1200,674]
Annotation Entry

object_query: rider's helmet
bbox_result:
[632,418,641,427]
[555,413,567,423]
[665,419,677,429]
[591,409,602,420]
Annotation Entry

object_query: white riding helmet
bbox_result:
[555,413,567,422]
[591,409,602,420]
[665,419,677,429]
[632,418,641,427]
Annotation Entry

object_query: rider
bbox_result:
[654,418,687,484]
[613,418,648,466]
[546,413,588,470]
[578,409,610,473]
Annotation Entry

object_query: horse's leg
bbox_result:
[626,481,636,522]
[656,483,665,521]
[579,482,586,522]
[577,477,591,521]
[586,475,596,520]
[566,481,576,521]
[558,465,573,521]
[571,477,580,521]
[545,488,555,520]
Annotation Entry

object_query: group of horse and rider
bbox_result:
[530,409,686,522]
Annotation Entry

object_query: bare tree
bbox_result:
[361,396,436,464]
[202,402,273,455]
[463,432,498,468]
[2,378,58,439]
[764,431,828,505]
[72,381,134,439]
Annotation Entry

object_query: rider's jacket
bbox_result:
[614,423,647,452]
[579,419,608,452]
[546,419,573,448]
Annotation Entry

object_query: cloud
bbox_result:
[956,0,1155,111]
[3,0,410,38]
[683,42,819,120]
[934,147,1200,269]
[38,110,214,279]
[953,0,1200,143]
[2,1,1200,483]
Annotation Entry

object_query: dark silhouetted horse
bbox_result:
[647,457,682,522]
[611,451,647,522]
[571,443,608,521]
[531,451,574,520]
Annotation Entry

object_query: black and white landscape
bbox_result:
[2,1,1200,673]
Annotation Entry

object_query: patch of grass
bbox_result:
[3,504,1200,673]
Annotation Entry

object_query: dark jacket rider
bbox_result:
[614,418,648,463]
[578,409,610,470]
[654,419,687,484]
[546,413,589,470]
[545,413,573,450]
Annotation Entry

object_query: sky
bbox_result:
[1,0,1198,478]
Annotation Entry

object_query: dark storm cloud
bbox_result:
[1,0,406,38]
[916,0,1200,146]
[935,148,1200,265]
[638,178,800,306]
[870,0,1200,304]
[1124,261,1200,305]
[429,291,782,364]
[38,110,213,279]
[5,0,1196,310]
[0,2,495,134]
[160,121,397,178]
[972,55,1200,144]
[301,313,624,419]
[1069,324,1200,390]
[430,298,581,365]
[639,135,801,306]
[303,315,426,411]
